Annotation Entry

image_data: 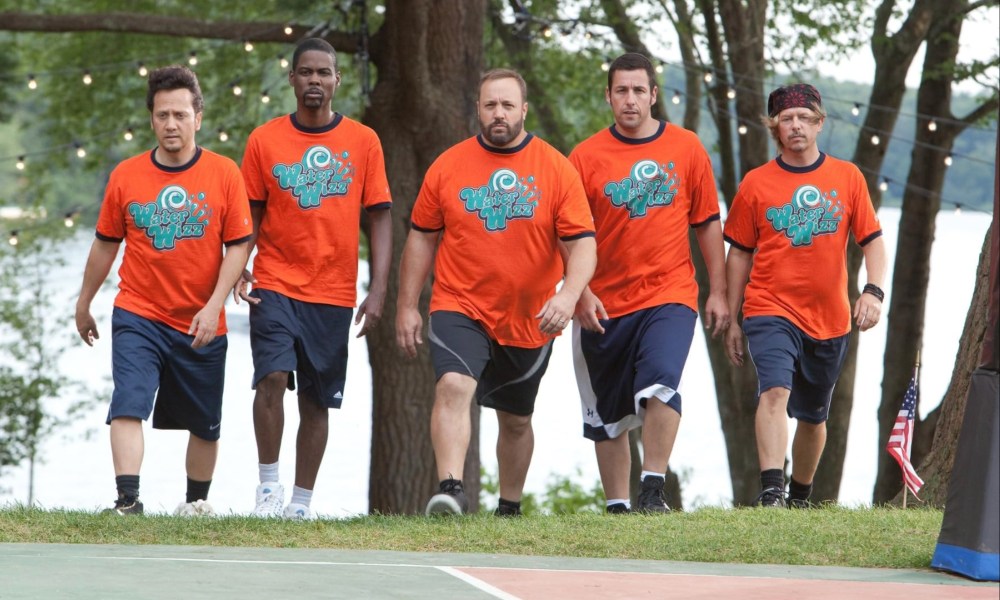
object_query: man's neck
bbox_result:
[296,107,336,129]
[615,118,659,140]
[154,146,196,168]
[780,147,821,168]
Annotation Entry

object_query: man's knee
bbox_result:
[436,373,476,406]
[498,410,532,437]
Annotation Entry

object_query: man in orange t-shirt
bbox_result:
[396,68,596,517]
[75,66,252,516]
[234,38,392,520]
[569,53,729,514]
[724,83,886,508]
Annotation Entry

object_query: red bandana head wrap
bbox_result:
[767,84,822,117]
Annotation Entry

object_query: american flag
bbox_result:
[886,377,924,497]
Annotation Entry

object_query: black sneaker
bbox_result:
[636,476,671,513]
[103,497,144,515]
[494,503,522,517]
[755,487,786,508]
[425,478,468,516]
[787,497,812,509]
[606,502,631,514]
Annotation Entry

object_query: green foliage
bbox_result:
[481,467,605,515]
[0,504,947,569]
[0,222,96,488]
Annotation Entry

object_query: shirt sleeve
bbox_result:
[95,166,126,241]
[240,132,267,203]
[362,130,392,210]
[723,184,757,252]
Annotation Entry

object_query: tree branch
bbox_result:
[0,12,359,54]
[961,96,1000,127]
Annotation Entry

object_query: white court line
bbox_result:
[435,566,522,600]
[7,554,524,598]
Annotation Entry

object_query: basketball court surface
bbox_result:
[2,543,997,599]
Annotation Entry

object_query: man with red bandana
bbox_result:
[724,83,887,508]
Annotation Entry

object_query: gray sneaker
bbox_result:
[425,479,468,516]
[636,475,671,513]
[756,486,787,508]
[103,498,143,515]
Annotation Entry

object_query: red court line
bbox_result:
[458,567,997,600]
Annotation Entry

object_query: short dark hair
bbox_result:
[293,37,338,71]
[607,53,657,91]
[479,68,528,103]
[146,66,203,113]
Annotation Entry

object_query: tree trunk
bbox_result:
[814,0,937,504]
[706,0,770,506]
[873,1,966,504]
[893,228,993,506]
[363,0,485,514]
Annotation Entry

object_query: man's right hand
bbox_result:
[395,306,424,358]
[573,287,607,334]
[75,305,98,346]
[232,269,260,305]
[725,324,745,367]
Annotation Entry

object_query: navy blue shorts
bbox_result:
[428,311,553,417]
[248,288,352,409]
[743,316,850,424]
[574,304,697,441]
[108,307,227,441]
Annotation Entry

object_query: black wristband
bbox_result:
[863,283,884,302]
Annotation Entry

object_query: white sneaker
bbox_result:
[253,482,285,517]
[283,502,313,520]
[174,499,215,517]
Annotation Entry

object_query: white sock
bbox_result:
[290,485,313,508]
[258,462,279,484]
[607,499,631,509]
[641,470,664,481]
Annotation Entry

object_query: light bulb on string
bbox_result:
[16,156,25,170]
[260,91,270,104]
[703,71,713,83]
[870,134,880,146]
[600,61,610,72]
[75,143,87,158]
[279,56,289,69]
[879,178,889,192]
[671,90,681,105]
[944,154,953,166]
[82,70,93,85]
[541,26,553,38]
[954,203,963,215]
[232,84,243,96]
[123,127,134,141]
[738,124,748,135]
[851,103,860,117]
[188,51,198,66]
[8,231,18,246]
[655,64,664,74]
[138,62,148,77]
[218,129,229,142]
[284,25,294,36]
[726,88,736,99]
[64,212,75,228]
[244,41,254,52]
[927,120,937,132]
[27,74,37,90]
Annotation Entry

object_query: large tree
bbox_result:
[873,0,999,503]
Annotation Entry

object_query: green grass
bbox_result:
[0,505,944,569]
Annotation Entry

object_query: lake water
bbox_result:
[0,207,991,516]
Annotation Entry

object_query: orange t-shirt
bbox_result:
[96,148,253,335]
[723,153,883,339]
[412,134,595,348]
[241,113,392,306]
[569,122,721,317]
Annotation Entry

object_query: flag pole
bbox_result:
[903,351,921,509]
